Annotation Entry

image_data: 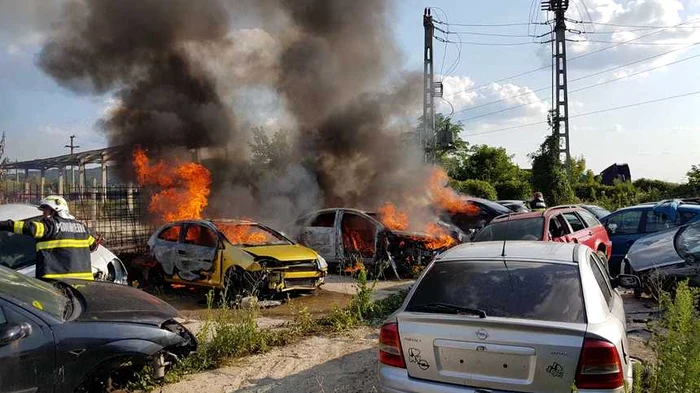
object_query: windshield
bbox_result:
[0,266,69,320]
[215,222,293,247]
[407,260,585,323]
[473,217,544,241]
[675,221,700,261]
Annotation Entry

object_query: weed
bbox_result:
[634,281,700,393]
[131,271,409,392]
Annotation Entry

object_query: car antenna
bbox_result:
[501,214,511,257]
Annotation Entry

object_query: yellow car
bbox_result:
[146,219,327,297]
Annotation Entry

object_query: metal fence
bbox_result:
[1,185,155,253]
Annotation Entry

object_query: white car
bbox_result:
[379,241,640,393]
[0,203,128,285]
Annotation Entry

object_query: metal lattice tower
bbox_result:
[542,0,571,176]
[422,8,435,162]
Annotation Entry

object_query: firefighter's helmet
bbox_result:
[38,195,70,214]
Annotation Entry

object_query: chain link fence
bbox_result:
[1,185,155,253]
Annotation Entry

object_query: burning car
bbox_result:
[622,220,700,297]
[295,208,465,277]
[146,219,327,298]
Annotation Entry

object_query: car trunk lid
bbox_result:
[397,313,585,393]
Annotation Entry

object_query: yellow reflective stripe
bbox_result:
[42,272,94,280]
[87,235,96,245]
[13,220,24,234]
[33,222,46,239]
[36,239,92,251]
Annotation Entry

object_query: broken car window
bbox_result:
[310,212,336,228]
[341,213,376,258]
[158,225,182,242]
[549,216,567,238]
[215,223,292,247]
[184,225,218,248]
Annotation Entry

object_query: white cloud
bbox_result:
[6,44,19,56]
[549,0,700,71]
[437,75,549,132]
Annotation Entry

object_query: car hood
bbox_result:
[67,280,179,325]
[626,227,682,272]
[242,244,319,262]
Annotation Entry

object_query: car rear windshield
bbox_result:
[406,260,585,323]
[472,217,544,241]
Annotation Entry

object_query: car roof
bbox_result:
[610,201,700,214]
[436,241,581,264]
[0,203,42,221]
[490,205,583,222]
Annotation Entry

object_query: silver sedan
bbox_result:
[379,241,640,393]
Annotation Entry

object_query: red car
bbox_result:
[472,205,612,260]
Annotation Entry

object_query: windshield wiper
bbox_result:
[410,303,487,318]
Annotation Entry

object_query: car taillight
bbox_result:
[575,338,624,390]
[379,322,406,369]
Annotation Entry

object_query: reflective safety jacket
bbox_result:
[0,216,97,280]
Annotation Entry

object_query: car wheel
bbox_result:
[74,356,147,393]
[224,267,266,306]
[596,250,608,263]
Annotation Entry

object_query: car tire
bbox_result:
[596,250,608,263]
[224,267,266,306]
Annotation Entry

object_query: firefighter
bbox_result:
[529,192,547,211]
[0,195,98,280]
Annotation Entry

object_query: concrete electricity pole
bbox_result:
[64,135,79,189]
[542,0,572,177]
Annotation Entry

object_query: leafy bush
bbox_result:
[449,179,497,200]
[495,179,532,200]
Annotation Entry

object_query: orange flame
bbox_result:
[378,202,409,231]
[422,223,457,250]
[133,147,211,222]
[343,263,364,274]
[429,167,480,215]
[216,222,271,246]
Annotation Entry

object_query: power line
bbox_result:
[435,36,539,46]
[435,29,537,38]
[444,18,698,99]
[568,19,700,29]
[453,41,700,114]
[467,89,700,137]
[574,39,699,46]
[457,49,700,122]
[434,20,536,27]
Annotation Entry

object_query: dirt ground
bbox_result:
[160,327,381,393]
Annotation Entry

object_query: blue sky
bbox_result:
[1,0,699,181]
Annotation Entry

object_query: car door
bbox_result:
[339,211,378,265]
[601,209,645,276]
[563,211,598,250]
[151,223,184,277]
[0,299,54,393]
[548,214,572,242]
[298,211,339,262]
[176,223,219,282]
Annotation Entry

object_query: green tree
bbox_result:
[453,145,520,184]
[449,179,498,200]
[529,134,575,206]
[566,156,587,185]
[687,165,700,186]
[249,127,292,172]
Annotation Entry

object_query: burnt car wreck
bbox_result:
[295,208,465,277]
[622,220,700,297]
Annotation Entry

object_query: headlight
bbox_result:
[316,255,328,270]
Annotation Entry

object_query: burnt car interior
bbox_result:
[341,213,376,260]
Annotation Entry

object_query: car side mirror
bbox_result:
[612,274,641,289]
[0,322,31,346]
